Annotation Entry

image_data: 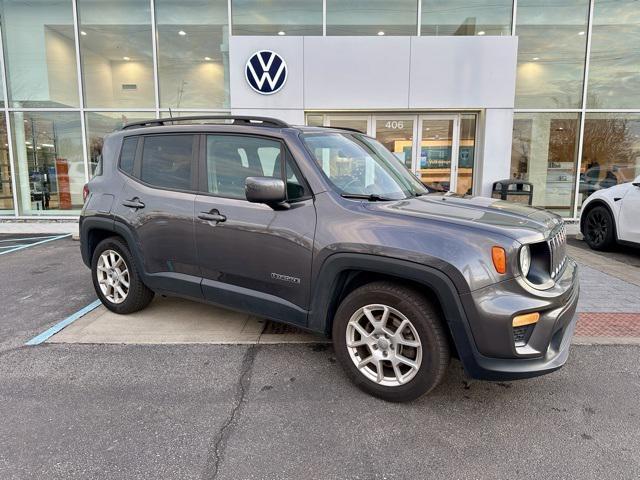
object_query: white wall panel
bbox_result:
[409,36,518,109]
[478,108,514,196]
[303,37,411,110]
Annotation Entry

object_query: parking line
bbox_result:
[0,233,71,256]
[25,299,103,346]
[0,235,61,243]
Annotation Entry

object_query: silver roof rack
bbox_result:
[121,115,290,130]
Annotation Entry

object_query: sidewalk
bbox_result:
[0,220,79,236]
[570,239,640,344]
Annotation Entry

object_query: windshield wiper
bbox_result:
[340,193,395,201]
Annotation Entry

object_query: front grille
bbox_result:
[547,224,567,279]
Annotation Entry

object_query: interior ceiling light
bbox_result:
[80,30,87,36]
[277,31,286,36]
[477,31,485,35]
[377,31,385,36]
[532,57,540,61]
[123,56,130,61]
[178,30,186,36]
[578,31,585,35]
[204,56,212,61]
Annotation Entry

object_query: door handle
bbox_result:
[198,210,226,223]
[122,198,145,209]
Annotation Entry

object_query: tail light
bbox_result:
[83,184,90,202]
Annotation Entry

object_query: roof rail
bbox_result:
[121,115,290,130]
[316,125,366,134]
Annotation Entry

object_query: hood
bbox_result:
[363,193,562,241]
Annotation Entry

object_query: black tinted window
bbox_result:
[141,135,193,190]
[119,137,137,175]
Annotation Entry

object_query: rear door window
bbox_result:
[140,135,194,190]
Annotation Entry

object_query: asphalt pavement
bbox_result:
[1,234,639,479]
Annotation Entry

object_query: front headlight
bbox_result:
[519,245,531,277]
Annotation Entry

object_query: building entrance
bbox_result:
[307,113,477,195]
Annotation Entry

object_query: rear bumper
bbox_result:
[454,258,580,381]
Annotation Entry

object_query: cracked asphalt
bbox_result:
[1,236,640,479]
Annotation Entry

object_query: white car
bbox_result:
[580,175,640,250]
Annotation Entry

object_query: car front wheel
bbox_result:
[584,205,615,251]
[332,281,450,402]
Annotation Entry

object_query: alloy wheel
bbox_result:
[345,304,422,387]
[96,249,130,304]
[586,210,608,245]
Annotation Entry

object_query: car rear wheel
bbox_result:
[91,237,154,314]
[332,281,450,402]
[584,205,615,251]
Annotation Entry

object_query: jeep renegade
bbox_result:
[80,116,579,402]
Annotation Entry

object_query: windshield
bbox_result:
[301,132,428,200]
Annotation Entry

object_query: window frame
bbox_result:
[119,133,200,194]
[198,132,312,202]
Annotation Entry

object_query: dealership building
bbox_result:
[0,0,638,221]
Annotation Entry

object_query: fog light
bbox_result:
[512,312,540,327]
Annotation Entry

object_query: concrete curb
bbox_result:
[572,336,640,346]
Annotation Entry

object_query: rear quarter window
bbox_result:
[119,137,138,175]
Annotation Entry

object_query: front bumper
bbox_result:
[454,257,580,381]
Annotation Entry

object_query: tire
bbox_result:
[332,281,450,402]
[583,205,616,251]
[91,236,154,314]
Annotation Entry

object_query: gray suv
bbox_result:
[80,116,579,402]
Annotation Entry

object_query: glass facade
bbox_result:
[421,0,513,36]
[0,1,636,218]
[578,114,640,206]
[587,0,640,108]
[11,111,84,215]
[511,113,580,217]
[514,0,589,108]
[1,0,79,108]
[328,0,418,36]
[232,0,323,36]
[511,0,640,218]
[156,0,229,108]
[77,0,155,108]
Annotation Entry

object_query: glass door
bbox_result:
[417,114,476,195]
[417,115,458,192]
[373,116,415,170]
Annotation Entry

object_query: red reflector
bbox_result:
[82,184,90,202]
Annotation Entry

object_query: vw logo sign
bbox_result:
[245,50,287,95]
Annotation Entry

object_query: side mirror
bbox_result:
[245,176,288,207]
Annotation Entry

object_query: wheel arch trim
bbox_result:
[80,216,147,276]
[308,253,481,368]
